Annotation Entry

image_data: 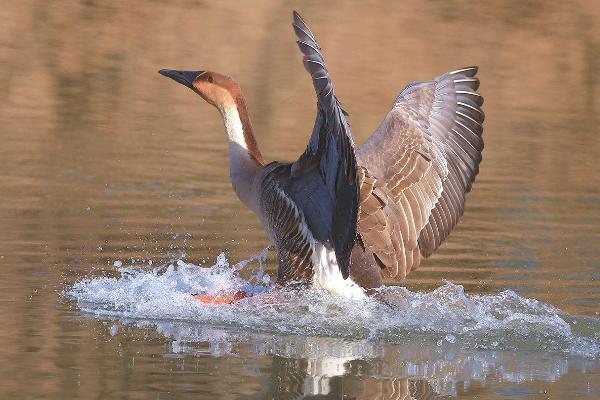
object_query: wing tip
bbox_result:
[292,10,315,40]
[450,66,479,77]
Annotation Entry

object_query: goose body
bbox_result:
[159,12,485,298]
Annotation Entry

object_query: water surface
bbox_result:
[1,1,599,399]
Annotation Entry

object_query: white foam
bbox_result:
[66,251,600,359]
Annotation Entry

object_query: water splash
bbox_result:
[67,251,600,359]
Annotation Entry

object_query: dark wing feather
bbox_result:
[357,67,484,279]
[286,11,358,278]
[260,163,314,284]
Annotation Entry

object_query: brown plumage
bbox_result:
[352,67,484,287]
[159,11,485,296]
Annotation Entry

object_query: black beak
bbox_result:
[158,69,203,88]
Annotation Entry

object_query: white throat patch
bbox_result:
[222,106,247,150]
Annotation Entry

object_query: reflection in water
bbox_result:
[69,252,599,398]
[109,319,592,399]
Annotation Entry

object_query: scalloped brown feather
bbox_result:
[354,67,484,282]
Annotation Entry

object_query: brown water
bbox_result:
[1,1,599,399]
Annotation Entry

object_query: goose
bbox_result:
[159,11,484,301]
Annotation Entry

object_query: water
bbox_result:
[1,1,599,399]
[65,252,600,398]
[67,253,600,359]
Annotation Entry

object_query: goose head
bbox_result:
[158,69,241,110]
[158,68,265,210]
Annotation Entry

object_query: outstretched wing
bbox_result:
[283,11,358,278]
[357,67,484,279]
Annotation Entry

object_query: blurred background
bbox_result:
[0,1,599,399]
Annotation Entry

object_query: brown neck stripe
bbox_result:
[232,92,264,165]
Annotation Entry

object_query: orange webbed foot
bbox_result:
[193,290,249,305]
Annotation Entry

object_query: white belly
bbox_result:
[310,244,366,300]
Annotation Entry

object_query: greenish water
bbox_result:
[1,1,599,399]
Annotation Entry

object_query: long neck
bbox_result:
[217,93,264,212]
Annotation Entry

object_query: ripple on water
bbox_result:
[66,251,600,359]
